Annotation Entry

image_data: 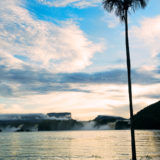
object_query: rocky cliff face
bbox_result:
[0,112,82,132]
[0,119,82,132]
[47,112,71,120]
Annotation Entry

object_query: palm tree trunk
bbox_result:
[124,9,137,160]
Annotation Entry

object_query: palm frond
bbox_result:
[102,0,149,22]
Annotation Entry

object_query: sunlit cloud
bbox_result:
[0,0,103,72]
[37,0,102,8]
[0,83,159,120]
[131,15,160,57]
[130,15,160,69]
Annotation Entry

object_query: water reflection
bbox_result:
[0,130,160,160]
[136,130,160,159]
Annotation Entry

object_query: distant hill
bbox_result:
[94,101,160,130]
[1,101,160,132]
[94,115,125,125]
[134,101,160,129]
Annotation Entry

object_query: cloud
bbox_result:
[131,16,160,56]
[37,0,102,8]
[0,84,13,97]
[0,63,159,97]
[59,69,159,85]
[0,0,103,73]
[0,82,159,119]
[0,1,159,120]
[130,16,160,66]
[0,104,26,114]
[0,58,159,119]
[102,12,120,28]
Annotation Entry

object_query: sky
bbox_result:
[0,0,160,120]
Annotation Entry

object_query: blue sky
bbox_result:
[0,0,160,120]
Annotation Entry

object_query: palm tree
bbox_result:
[102,0,148,160]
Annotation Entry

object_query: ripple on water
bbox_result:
[0,130,160,160]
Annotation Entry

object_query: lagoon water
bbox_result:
[0,130,160,160]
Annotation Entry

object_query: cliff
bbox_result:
[0,112,82,132]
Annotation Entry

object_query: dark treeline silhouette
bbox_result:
[102,0,149,160]
[134,101,160,129]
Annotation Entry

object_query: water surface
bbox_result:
[0,130,160,160]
